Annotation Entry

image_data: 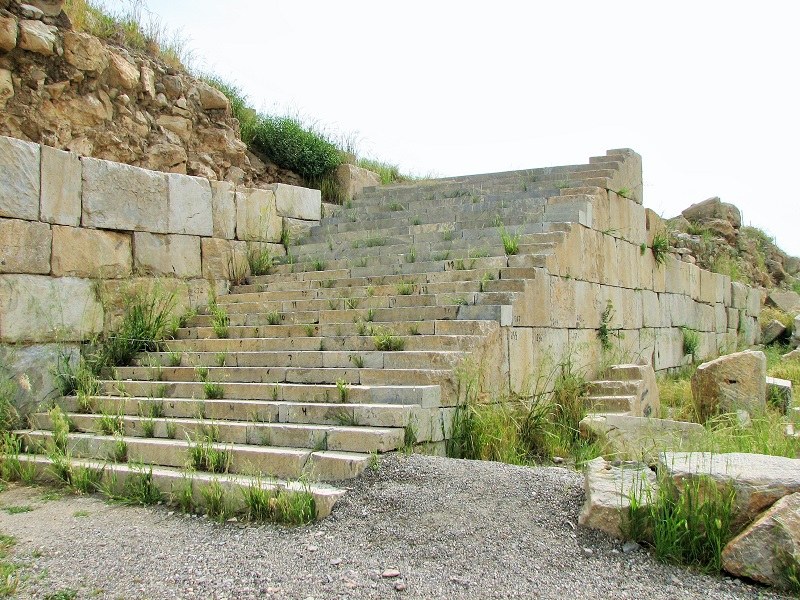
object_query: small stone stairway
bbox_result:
[585,364,659,418]
[13,153,634,519]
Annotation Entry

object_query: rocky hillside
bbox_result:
[0,0,300,187]
[667,197,799,290]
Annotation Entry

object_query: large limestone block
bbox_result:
[0,136,40,220]
[581,414,704,461]
[762,319,787,345]
[283,217,313,244]
[0,69,12,109]
[0,17,17,52]
[699,268,717,304]
[0,218,51,274]
[722,493,800,590]
[731,281,748,309]
[18,19,57,55]
[661,452,800,531]
[334,163,381,201]
[269,183,321,221]
[210,180,235,239]
[578,457,656,539]
[196,82,230,111]
[200,237,246,281]
[40,145,81,226]
[0,342,79,419]
[0,274,103,343]
[51,226,131,278]
[167,173,213,236]
[133,232,201,278]
[63,31,108,72]
[107,51,140,90]
[82,157,168,232]
[746,286,762,317]
[768,289,800,314]
[691,350,766,421]
[235,188,281,242]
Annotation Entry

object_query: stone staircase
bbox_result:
[585,364,660,418]
[13,150,641,519]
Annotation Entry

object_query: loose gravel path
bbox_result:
[0,454,790,599]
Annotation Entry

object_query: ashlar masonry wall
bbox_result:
[0,134,321,412]
[501,150,761,394]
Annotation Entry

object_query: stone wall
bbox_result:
[501,150,761,393]
[0,134,321,409]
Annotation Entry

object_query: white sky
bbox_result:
[140,0,799,256]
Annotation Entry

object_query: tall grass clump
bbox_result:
[626,471,736,573]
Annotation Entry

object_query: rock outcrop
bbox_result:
[0,1,301,187]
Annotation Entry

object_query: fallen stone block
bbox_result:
[722,492,800,590]
[579,456,656,540]
[768,289,800,314]
[580,414,704,461]
[660,452,800,530]
[761,319,786,345]
[691,350,766,422]
[766,376,793,414]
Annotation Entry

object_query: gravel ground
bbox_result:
[0,454,790,599]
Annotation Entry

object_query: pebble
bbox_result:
[330,558,342,566]
[582,547,594,557]
[623,541,641,553]
[395,582,407,591]
[382,568,401,578]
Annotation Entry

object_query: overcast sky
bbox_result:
[140,0,799,256]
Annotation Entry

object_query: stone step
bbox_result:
[12,453,344,519]
[30,408,409,456]
[317,197,549,229]
[204,290,518,317]
[585,395,636,414]
[243,263,557,288]
[94,379,442,407]
[606,364,647,382]
[113,365,456,389]
[164,333,486,354]
[21,429,374,482]
[225,278,525,304]
[135,349,469,370]
[49,396,422,428]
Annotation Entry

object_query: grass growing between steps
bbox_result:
[447,360,601,466]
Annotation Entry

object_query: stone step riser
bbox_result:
[53,397,419,428]
[318,199,549,230]
[243,260,562,287]
[34,404,414,446]
[586,395,636,414]
[13,455,345,519]
[164,334,483,356]
[134,350,469,370]
[587,381,642,396]
[224,279,525,306]
[112,365,457,389]
[94,379,442,407]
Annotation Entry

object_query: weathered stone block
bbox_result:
[269,183,321,221]
[334,163,380,201]
[0,16,17,53]
[0,69,12,109]
[200,237,247,281]
[727,307,739,330]
[51,226,131,278]
[133,232,201,278]
[731,281,748,309]
[0,135,40,221]
[235,188,281,242]
[746,286,762,317]
[768,289,800,314]
[692,350,766,422]
[507,327,533,395]
[167,173,212,236]
[0,342,79,418]
[549,275,576,328]
[579,457,656,540]
[63,30,108,72]
[82,157,168,232]
[107,51,140,90]
[210,180,235,239]
[714,303,728,334]
[0,274,103,343]
[196,82,229,111]
[722,492,800,590]
[18,19,56,55]
[699,268,716,304]
[581,414,704,461]
[40,145,81,226]
[641,290,662,328]
[283,217,313,244]
[0,218,51,274]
